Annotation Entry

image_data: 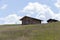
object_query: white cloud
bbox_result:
[21,2,55,20]
[20,2,60,23]
[55,0,60,8]
[0,14,22,25]
[54,13,60,21]
[0,4,7,10]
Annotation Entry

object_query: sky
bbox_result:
[0,0,60,24]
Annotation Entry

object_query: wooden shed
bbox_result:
[20,16,42,25]
[47,19,58,23]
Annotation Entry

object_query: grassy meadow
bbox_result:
[0,22,60,40]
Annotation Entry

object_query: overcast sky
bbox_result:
[0,0,60,24]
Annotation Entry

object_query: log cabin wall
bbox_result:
[21,17,41,25]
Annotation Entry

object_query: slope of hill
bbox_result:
[0,22,60,40]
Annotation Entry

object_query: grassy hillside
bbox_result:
[0,22,60,40]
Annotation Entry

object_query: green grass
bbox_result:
[0,22,60,40]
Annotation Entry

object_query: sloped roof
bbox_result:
[20,16,43,21]
[47,19,58,22]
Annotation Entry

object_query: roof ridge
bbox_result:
[20,16,43,21]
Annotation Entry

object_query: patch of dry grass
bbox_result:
[0,22,60,40]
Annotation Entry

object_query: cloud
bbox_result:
[21,2,55,20]
[20,2,60,23]
[54,13,60,20]
[0,14,22,25]
[0,4,7,10]
[55,0,60,8]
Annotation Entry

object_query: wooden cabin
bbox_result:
[20,16,42,25]
[47,19,58,23]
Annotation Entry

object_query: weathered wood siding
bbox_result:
[22,17,41,25]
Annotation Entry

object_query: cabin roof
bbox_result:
[47,19,58,22]
[20,16,43,21]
